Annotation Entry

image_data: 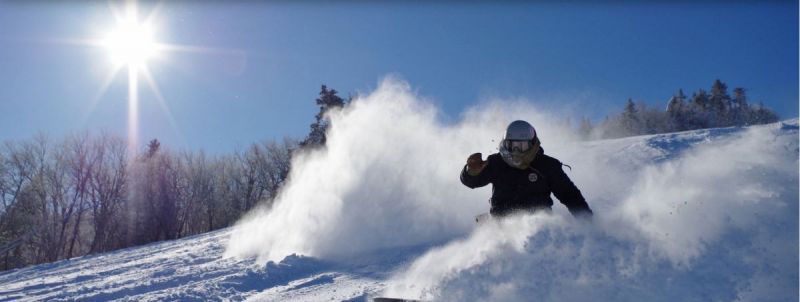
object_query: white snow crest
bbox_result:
[225,77,576,263]
[614,124,798,266]
[384,122,798,301]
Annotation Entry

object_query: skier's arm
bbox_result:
[550,162,593,218]
[460,153,493,188]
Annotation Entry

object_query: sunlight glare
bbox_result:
[84,1,219,154]
[128,66,139,155]
[102,17,158,68]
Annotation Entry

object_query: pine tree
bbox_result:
[667,89,687,131]
[731,87,750,126]
[301,85,346,148]
[146,139,160,158]
[688,90,711,129]
[709,79,731,126]
[621,98,640,135]
[750,102,779,124]
[690,89,709,110]
[593,80,780,139]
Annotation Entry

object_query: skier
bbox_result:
[461,120,593,219]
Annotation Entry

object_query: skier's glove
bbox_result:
[466,153,488,176]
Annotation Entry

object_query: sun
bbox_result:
[82,1,233,154]
[102,16,158,69]
[92,1,166,154]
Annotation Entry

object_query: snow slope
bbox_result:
[0,82,797,301]
[0,228,394,301]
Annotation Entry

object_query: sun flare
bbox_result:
[102,18,158,68]
[93,1,166,154]
[84,1,228,154]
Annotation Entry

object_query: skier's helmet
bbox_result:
[499,120,540,169]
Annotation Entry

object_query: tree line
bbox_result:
[0,133,296,270]
[0,85,346,271]
[578,79,780,139]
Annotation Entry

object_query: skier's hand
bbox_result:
[466,153,488,175]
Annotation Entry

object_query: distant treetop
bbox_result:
[582,79,779,140]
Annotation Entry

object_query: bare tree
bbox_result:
[180,151,215,236]
[0,141,37,269]
[0,132,298,271]
[88,135,128,253]
[265,138,296,201]
[62,133,94,259]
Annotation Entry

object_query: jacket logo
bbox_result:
[528,173,538,182]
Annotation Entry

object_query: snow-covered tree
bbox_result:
[667,89,688,131]
[709,79,732,126]
[621,98,641,136]
[750,102,779,125]
[730,87,750,126]
[687,90,711,129]
[593,79,779,139]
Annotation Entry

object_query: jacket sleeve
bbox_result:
[549,161,593,217]
[460,158,495,189]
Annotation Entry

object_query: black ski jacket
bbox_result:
[460,148,592,217]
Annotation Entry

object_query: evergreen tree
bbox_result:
[667,89,687,131]
[709,79,731,126]
[687,90,710,129]
[750,102,779,124]
[640,105,665,134]
[301,85,346,148]
[731,87,750,126]
[621,98,640,135]
[146,139,160,159]
[690,89,710,110]
[593,79,780,139]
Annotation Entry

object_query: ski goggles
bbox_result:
[502,140,532,152]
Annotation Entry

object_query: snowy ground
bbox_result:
[1,115,797,301]
[0,229,398,301]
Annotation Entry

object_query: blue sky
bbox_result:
[0,1,797,154]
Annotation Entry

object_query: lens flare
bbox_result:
[102,19,157,68]
[127,66,139,155]
[78,1,238,154]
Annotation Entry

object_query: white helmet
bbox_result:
[499,120,540,169]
